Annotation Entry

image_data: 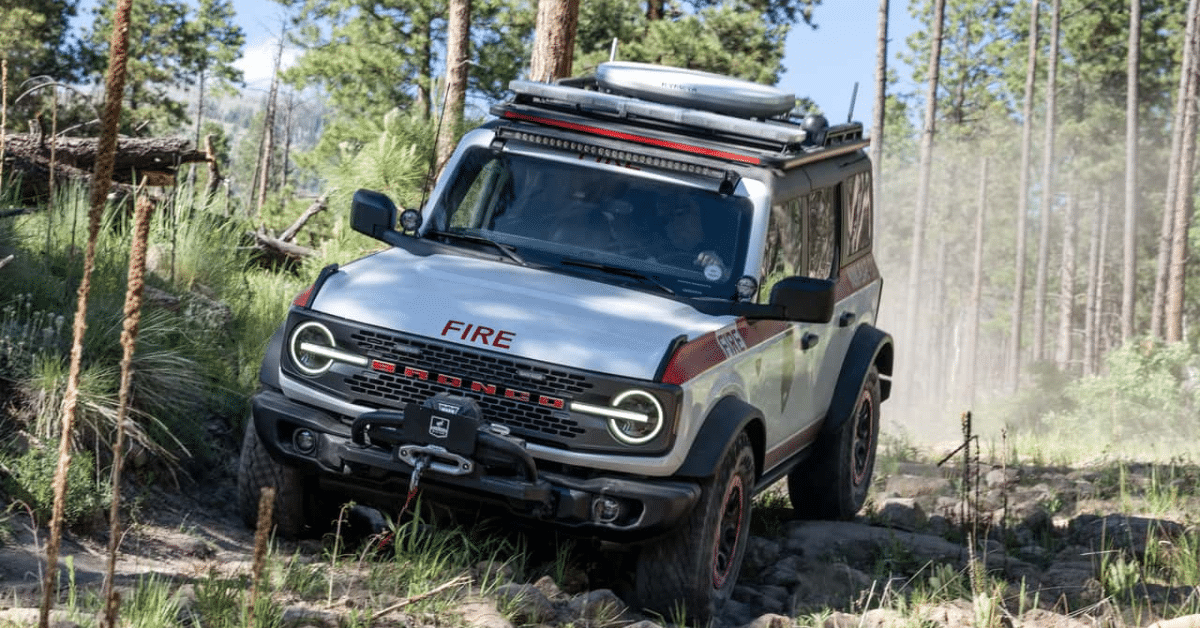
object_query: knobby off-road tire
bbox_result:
[236,418,312,539]
[789,365,881,520]
[635,431,755,624]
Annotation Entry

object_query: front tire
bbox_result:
[236,418,313,539]
[635,431,755,624]
[789,365,880,520]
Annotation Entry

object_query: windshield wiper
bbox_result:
[559,257,675,295]
[429,230,526,266]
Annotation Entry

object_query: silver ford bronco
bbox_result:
[238,62,893,622]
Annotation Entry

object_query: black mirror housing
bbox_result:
[351,189,399,241]
[769,276,835,323]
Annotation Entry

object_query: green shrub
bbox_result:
[1,446,108,527]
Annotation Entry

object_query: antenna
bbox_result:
[418,76,454,216]
[609,38,619,62]
[846,82,858,123]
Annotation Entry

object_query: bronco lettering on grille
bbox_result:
[370,359,566,410]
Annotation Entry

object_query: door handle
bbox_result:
[839,311,857,328]
[801,332,820,350]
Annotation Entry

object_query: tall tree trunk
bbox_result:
[871,0,889,211]
[416,16,433,119]
[436,0,471,175]
[255,39,283,218]
[530,0,581,81]
[1154,0,1198,339]
[1096,191,1112,361]
[1,59,6,186]
[1167,0,1200,343]
[903,0,947,390]
[967,157,987,407]
[42,0,133,625]
[1084,191,1103,375]
[1055,192,1077,370]
[1008,0,1040,391]
[1121,0,1142,341]
[1033,0,1061,362]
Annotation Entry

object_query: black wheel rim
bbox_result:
[851,390,874,486]
[711,474,745,589]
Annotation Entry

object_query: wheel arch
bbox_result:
[822,324,892,438]
[675,395,764,481]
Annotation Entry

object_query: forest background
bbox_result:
[2,0,1200,494]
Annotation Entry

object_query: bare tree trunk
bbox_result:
[871,0,889,211]
[255,39,283,218]
[1167,0,1200,343]
[436,0,471,175]
[530,0,581,82]
[1121,0,1142,341]
[280,93,293,200]
[1008,0,1040,390]
[41,0,133,625]
[1,59,7,187]
[1055,192,1077,371]
[1096,191,1112,364]
[1033,0,1061,362]
[204,134,222,201]
[1153,0,1197,339]
[967,157,987,407]
[1084,191,1103,375]
[903,0,947,389]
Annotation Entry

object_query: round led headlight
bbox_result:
[607,390,664,445]
[289,321,337,376]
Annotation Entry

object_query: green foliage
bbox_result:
[82,0,244,135]
[575,0,790,83]
[1,446,108,526]
[1053,341,1199,441]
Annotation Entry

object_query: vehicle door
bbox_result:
[755,195,825,471]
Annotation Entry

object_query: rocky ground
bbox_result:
[2,448,1199,628]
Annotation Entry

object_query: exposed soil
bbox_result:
[2,437,1199,628]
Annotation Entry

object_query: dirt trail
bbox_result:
[2,452,1198,628]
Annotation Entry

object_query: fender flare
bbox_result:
[258,322,287,390]
[674,396,764,479]
[822,324,893,438]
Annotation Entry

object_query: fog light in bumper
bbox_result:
[591,496,625,524]
[293,428,317,454]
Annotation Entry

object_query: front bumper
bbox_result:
[250,387,700,541]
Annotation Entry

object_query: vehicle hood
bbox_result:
[309,248,730,380]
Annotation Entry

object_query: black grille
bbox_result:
[344,329,593,440]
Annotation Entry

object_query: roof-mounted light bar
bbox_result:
[495,126,738,182]
[500,109,763,166]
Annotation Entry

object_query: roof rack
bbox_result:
[495,79,866,164]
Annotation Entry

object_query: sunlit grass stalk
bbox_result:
[248,486,275,628]
[40,0,133,624]
[101,191,154,624]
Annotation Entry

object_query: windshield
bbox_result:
[429,147,752,298]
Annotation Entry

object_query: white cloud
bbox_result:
[234,38,299,89]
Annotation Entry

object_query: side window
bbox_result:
[759,197,804,302]
[805,187,837,279]
[843,170,872,261]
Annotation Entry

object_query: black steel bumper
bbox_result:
[250,387,700,540]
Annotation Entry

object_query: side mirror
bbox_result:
[351,189,398,241]
[769,276,835,323]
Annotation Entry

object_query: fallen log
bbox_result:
[279,192,332,243]
[247,227,317,266]
[2,133,206,172]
